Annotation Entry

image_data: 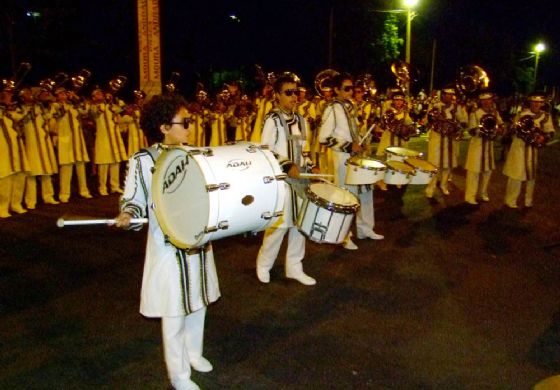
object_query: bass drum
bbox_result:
[152,143,286,248]
[297,182,359,244]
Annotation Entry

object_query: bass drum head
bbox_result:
[386,160,415,174]
[152,146,209,248]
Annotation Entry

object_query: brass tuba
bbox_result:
[314,69,339,97]
[391,61,416,95]
[456,65,489,95]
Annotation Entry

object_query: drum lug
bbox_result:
[246,144,260,153]
[261,211,283,220]
[206,183,230,192]
[205,221,229,233]
[272,174,287,182]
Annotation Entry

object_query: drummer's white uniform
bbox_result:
[120,144,220,387]
[257,110,313,278]
[318,100,376,238]
[503,109,555,207]
[464,108,502,203]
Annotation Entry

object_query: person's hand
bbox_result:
[114,212,132,228]
[351,142,363,154]
[311,166,320,175]
[288,164,300,179]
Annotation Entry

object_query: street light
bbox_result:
[533,42,545,87]
[403,0,419,64]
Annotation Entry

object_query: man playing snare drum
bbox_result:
[319,73,384,251]
[256,72,318,286]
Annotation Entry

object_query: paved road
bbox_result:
[1,138,559,389]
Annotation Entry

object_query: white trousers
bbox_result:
[97,163,121,194]
[505,178,536,207]
[426,168,452,196]
[464,170,492,202]
[59,163,91,201]
[332,151,375,235]
[256,226,306,275]
[161,307,206,385]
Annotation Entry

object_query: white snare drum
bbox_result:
[152,143,286,248]
[405,157,438,185]
[345,156,386,185]
[384,160,415,185]
[385,146,422,162]
[297,182,359,244]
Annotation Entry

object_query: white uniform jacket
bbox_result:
[503,109,555,181]
[261,110,313,227]
[465,108,503,173]
[120,144,221,317]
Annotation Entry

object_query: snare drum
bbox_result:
[405,157,438,185]
[385,146,421,162]
[152,143,286,248]
[297,182,359,244]
[345,156,386,185]
[384,160,415,185]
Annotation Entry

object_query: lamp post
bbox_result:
[404,0,419,64]
[533,42,545,88]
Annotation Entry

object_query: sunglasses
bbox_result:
[169,118,194,128]
[342,85,354,92]
[282,89,299,97]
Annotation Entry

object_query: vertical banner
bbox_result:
[137,0,162,96]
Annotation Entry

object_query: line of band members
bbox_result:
[0,80,556,219]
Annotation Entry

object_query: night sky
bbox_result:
[1,0,558,98]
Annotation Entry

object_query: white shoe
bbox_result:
[256,267,270,283]
[466,199,478,205]
[190,356,213,372]
[343,238,358,250]
[286,271,316,286]
[505,203,518,209]
[440,186,450,195]
[481,195,490,202]
[171,378,200,390]
[358,230,384,240]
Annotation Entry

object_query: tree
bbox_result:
[371,13,403,65]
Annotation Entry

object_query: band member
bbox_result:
[319,73,384,251]
[313,83,335,173]
[115,94,220,390]
[256,73,317,286]
[89,87,128,195]
[503,92,555,208]
[233,96,255,142]
[52,87,92,202]
[425,86,468,198]
[208,90,231,147]
[250,82,274,143]
[464,92,503,204]
[0,83,29,217]
[120,90,148,157]
[18,87,59,208]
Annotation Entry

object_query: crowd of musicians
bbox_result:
[0,69,557,220]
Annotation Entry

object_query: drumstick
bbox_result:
[56,217,148,227]
[298,173,334,179]
[359,123,377,145]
